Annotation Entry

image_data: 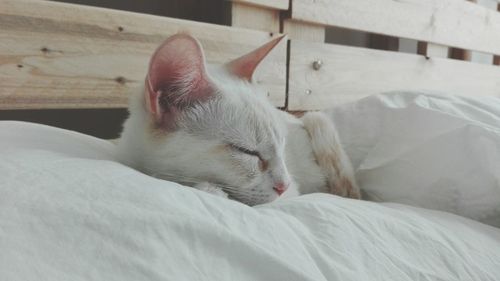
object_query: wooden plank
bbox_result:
[0,0,286,110]
[449,0,476,61]
[495,3,500,65]
[418,43,449,58]
[288,41,500,110]
[291,0,500,56]
[230,0,289,10]
[425,44,449,58]
[282,20,325,42]
[231,2,280,32]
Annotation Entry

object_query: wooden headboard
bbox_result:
[1,0,500,133]
[0,0,287,110]
[284,0,500,110]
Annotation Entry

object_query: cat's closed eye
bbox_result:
[229,143,260,158]
[229,144,269,172]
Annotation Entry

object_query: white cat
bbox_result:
[117,34,360,206]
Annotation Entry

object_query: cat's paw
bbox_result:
[194,182,229,199]
[332,176,362,200]
[301,111,362,200]
[340,177,361,199]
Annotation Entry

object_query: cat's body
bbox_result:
[118,34,359,206]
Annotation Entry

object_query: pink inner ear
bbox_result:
[145,34,213,122]
[225,35,285,81]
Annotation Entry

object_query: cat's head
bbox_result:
[122,34,291,206]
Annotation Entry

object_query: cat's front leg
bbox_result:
[301,112,361,200]
[194,182,229,198]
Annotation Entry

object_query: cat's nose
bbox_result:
[273,182,289,196]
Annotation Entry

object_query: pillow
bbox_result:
[0,121,115,160]
[327,91,500,227]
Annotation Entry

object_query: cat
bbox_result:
[117,33,360,206]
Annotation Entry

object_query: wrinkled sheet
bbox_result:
[327,92,500,227]
[1,121,499,281]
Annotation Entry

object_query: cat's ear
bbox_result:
[225,35,285,82]
[145,34,214,123]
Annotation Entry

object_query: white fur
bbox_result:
[301,112,360,199]
[119,64,293,206]
[118,47,359,206]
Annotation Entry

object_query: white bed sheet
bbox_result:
[1,121,499,281]
[328,92,500,227]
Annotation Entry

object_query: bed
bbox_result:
[1,0,500,280]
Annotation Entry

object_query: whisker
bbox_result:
[147,171,258,203]
[219,185,253,194]
[150,172,200,185]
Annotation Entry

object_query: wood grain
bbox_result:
[494,2,500,65]
[0,0,286,109]
[231,2,280,32]
[230,0,289,10]
[282,20,326,42]
[418,43,449,58]
[288,41,500,110]
[291,0,500,55]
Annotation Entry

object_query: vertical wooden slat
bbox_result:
[449,0,477,61]
[282,20,326,42]
[495,3,500,65]
[230,2,280,33]
[461,4,474,62]
[418,42,449,58]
